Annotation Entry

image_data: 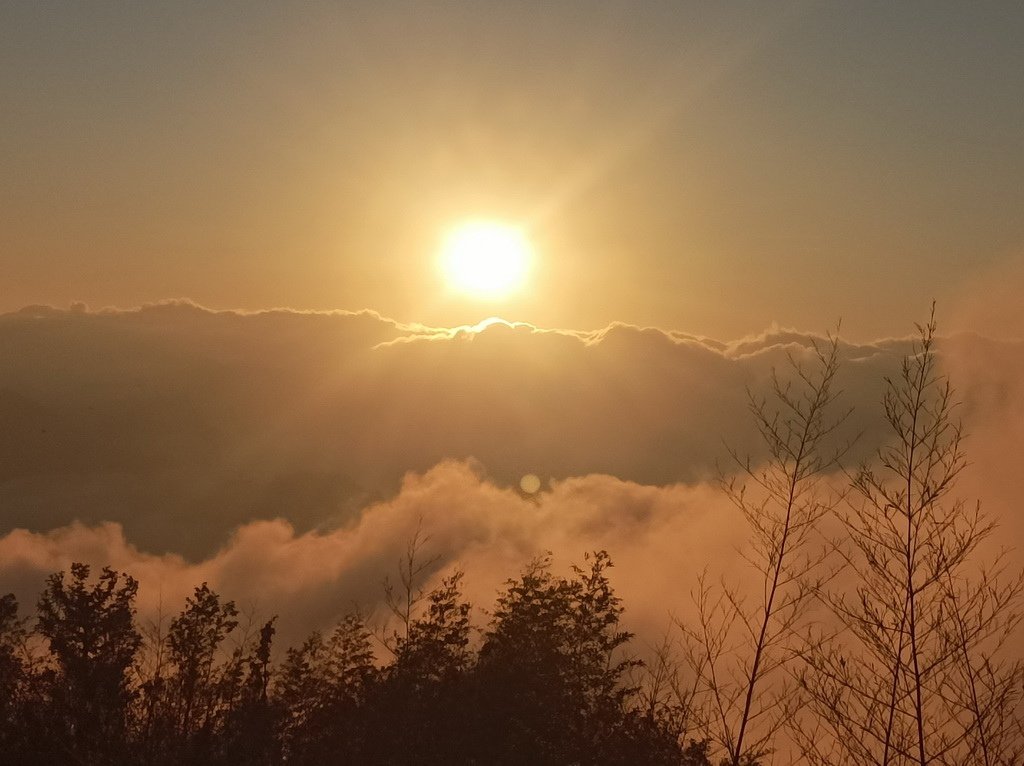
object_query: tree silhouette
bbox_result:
[1,552,714,765]
[133,582,244,765]
[35,563,142,763]
[365,570,475,764]
[166,583,240,740]
[680,334,847,765]
[276,614,377,764]
[795,312,1024,765]
[0,593,29,754]
[222,617,278,765]
[471,551,674,764]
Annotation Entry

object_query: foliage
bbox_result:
[31,563,142,763]
[0,552,704,765]
[471,551,652,764]
[0,593,30,753]
[276,614,377,764]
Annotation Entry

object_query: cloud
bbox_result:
[942,337,1024,552]
[949,254,1024,342]
[0,460,749,650]
[0,300,1010,560]
[0,298,1020,651]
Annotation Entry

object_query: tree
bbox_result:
[472,551,664,765]
[5,551,720,764]
[680,335,848,765]
[221,617,279,766]
[0,593,29,751]
[134,582,242,764]
[379,519,441,651]
[635,631,705,756]
[390,570,472,686]
[35,563,142,762]
[367,570,474,764]
[166,583,240,738]
[276,614,377,764]
[796,311,1024,765]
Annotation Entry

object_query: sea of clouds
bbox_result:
[0,302,1019,648]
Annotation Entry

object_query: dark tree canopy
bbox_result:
[0,553,707,766]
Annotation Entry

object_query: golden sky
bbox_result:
[2,12,1023,759]
[3,2,1023,339]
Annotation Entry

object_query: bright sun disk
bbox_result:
[440,221,532,299]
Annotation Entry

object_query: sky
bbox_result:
[3,1,1023,339]
[2,3,1024,650]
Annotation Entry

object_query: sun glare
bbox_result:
[440,221,532,299]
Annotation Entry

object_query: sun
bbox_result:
[439,221,532,299]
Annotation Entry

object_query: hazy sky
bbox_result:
[2,2,1024,663]
[3,1,1023,338]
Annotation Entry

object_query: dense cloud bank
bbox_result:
[0,301,932,555]
[0,302,1021,644]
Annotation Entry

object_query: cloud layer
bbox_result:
[0,460,748,650]
[1,301,917,557]
[1,302,1021,648]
